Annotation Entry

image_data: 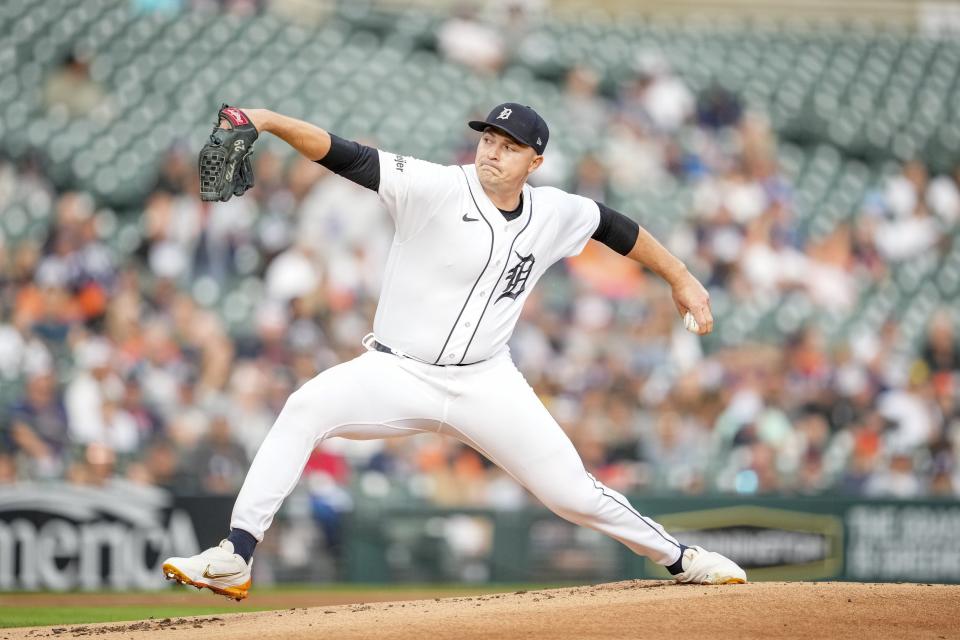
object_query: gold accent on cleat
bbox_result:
[162,563,251,601]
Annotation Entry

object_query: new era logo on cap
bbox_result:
[468,102,549,155]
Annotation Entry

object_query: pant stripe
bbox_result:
[586,471,681,552]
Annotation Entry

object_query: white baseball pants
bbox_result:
[230,346,683,566]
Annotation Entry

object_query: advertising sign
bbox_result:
[653,505,844,580]
[846,504,960,582]
[0,483,201,591]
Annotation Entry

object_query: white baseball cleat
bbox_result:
[162,539,252,601]
[674,545,747,585]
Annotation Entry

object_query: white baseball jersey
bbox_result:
[372,151,601,365]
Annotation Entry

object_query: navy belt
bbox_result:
[372,340,473,367]
[372,340,400,356]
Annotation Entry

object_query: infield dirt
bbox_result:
[5,580,959,639]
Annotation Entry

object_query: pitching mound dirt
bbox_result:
[7,581,960,640]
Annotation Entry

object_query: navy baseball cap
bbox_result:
[468,103,549,155]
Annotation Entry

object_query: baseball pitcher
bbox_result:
[164,103,746,600]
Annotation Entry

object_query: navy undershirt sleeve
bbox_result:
[591,201,640,256]
[316,133,380,191]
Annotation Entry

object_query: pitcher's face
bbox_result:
[475,128,542,190]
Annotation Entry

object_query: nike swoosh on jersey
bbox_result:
[462,213,479,222]
[203,565,242,579]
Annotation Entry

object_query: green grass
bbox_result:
[0,583,569,629]
[0,606,278,629]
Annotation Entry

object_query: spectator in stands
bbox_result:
[874,161,943,261]
[865,450,924,498]
[562,65,610,139]
[298,161,391,267]
[697,83,743,129]
[920,310,960,374]
[570,153,611,203]
[143,191,202,283]
[188,410,249,494]
[436,4,506,75]
[877,364,937,452]
[135,437,187,491]
[43,51,111,121]
[264,242,321,303]
[831,409,885,495]
[121,378,162,442]
[303,447,352,550]
[0,308,52,383]
[226,361,276,459]
[0,453,15,484]
[65,337,140,456]
[19,260,78,346]
[642,409,709,492]
[926,167,960,224]
[633,56,695,133]
[4,369,70,479]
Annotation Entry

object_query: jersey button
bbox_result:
[479,291,486,297]
[447,353,457,360]
[464,321,471,327]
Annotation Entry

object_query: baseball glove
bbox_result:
[198,104,258,202]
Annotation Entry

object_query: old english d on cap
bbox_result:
[469,103,549,155]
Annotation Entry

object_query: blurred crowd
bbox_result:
[2,11,960,547]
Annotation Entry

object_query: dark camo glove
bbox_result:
[198,104,258,202]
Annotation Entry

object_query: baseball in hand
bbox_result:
[683,311,700,333]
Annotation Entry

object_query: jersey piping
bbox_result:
[458,187,534,364]
[432,167,495,364]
